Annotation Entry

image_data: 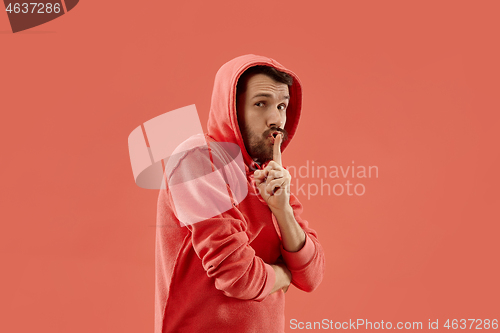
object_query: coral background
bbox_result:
[1,1,499,332]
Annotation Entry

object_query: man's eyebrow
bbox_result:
[251,93,290,100]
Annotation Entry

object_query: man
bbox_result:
[155,54,325,333]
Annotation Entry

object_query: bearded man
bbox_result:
[155,54,325,333]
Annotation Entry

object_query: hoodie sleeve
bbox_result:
[186,210,276,301]
[165,144,275,301]
[275,193,325,292]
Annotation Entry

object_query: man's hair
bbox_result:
[236,65,293,99]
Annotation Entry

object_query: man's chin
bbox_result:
[250,151,273,164]
[248,142,274,164]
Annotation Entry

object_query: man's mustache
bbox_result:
[263,127,289,142]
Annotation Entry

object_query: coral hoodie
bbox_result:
[155,54,325,333]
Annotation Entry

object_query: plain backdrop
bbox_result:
[1,1,499,332]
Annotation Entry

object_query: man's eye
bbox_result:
[255,102,265,107]
[278,104,287,111]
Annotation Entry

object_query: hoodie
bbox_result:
[155,54,325,333]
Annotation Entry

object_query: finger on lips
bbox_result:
[253,133,285,196]
[273,133,282,166]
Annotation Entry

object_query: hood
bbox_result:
[207,54,303,167]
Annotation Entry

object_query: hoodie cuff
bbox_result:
[253,263,276,301]
[280,234,316,271]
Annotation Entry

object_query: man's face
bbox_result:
[237,73,290,164]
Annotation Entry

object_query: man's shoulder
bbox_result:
[165,134,245,183]
[162,134,249,226]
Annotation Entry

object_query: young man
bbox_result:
[155,54,325,333]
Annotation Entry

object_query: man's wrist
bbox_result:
[271,203,294,224]
[272,204,306,253]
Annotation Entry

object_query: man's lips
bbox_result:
[268,132,280,144]
[264,128,287,145]
[268,131,280,139]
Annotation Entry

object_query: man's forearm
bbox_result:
[273,205,306,252]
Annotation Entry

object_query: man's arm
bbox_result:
[254,133,325,292]
[274,193,325,292]
[273,204,306,252]
[165,140,281,301]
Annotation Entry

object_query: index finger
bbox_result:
[273,133,282,166]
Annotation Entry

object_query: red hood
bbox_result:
[207,54,303,167]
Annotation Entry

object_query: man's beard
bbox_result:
[243,126,289,164]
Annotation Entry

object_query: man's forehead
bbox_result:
[246,74,290,99]
[251,92,290,100]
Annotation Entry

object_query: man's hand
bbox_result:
[254,133,292,213]
[254,132,307,253]
[270,263,292,294]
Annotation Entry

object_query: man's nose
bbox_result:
[267,107,284,128]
